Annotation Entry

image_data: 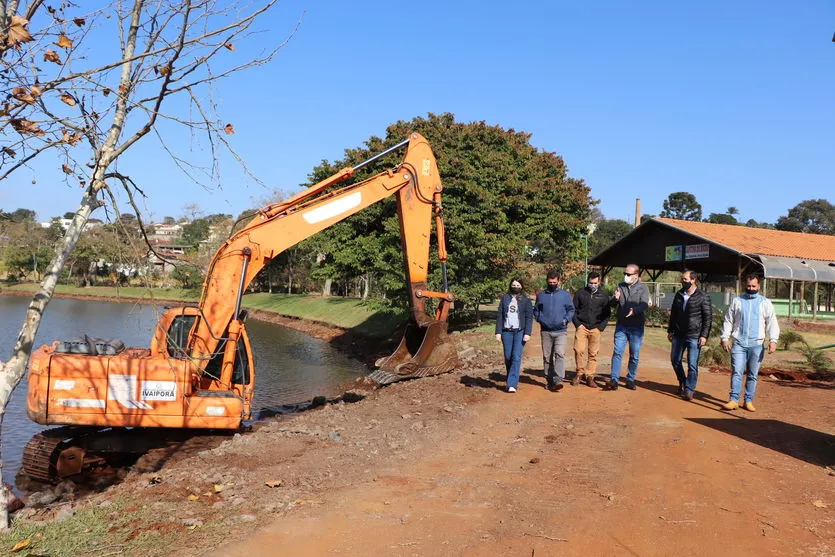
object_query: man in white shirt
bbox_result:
[720,275,780,412]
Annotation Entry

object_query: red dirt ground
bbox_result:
[12,320,835,557]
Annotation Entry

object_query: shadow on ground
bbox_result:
[688,417,835,468]
[461,367,558,391]
[637,379,727,404]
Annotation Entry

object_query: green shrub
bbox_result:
[171,265,202,289]
[645,304,670,327]
[799,344,833,372]
[778,330,806,350]
[700,340,730,366]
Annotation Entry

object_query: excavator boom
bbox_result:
[188,133,457,385]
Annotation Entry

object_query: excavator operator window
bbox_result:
[203,343,223,381]
[199,339,250,385]
[167,315,197,359]
[232,339,250,385]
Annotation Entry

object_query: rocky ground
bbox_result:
[4,320,834,557]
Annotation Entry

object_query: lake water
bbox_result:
[0,296,368,486]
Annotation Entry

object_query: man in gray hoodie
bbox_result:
[605,263,650,391]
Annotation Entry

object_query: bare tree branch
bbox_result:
[0,0,287,527]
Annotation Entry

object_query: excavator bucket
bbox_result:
[369,320,459,385]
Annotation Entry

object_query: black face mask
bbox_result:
[681,280,692,290]
[547,284,558,292]
[510,287,522,295]
[745,289,758,296]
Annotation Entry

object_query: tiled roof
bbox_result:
[655,218,835,262]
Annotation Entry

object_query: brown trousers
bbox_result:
[573,325,601,376]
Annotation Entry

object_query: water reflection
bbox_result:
[0,295,366,486]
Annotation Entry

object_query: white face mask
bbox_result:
[624,274,634,285]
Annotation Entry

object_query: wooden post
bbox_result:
[800,282,805,315]
[813,282,818,320]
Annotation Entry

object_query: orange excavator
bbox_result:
[22,133,458,482]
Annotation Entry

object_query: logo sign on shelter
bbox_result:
[685,243,710,260]
[665,245,683,262]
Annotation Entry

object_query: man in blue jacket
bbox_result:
[534,270,575,391]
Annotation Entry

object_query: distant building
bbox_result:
[147,244,194,274]
[40,217,103,231]
[148,222,183,242]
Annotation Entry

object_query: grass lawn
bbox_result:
[242,293,406,339]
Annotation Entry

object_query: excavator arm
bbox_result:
[187,132,458,387]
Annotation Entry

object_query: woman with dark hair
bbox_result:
[495,278,534,393]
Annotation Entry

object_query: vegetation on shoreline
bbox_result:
[1,285,406,340]
[1,283,200,302]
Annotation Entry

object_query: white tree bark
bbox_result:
[0,0,284,529]
[0,194,100,528]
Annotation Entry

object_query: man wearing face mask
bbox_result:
[534,270,575,391]
[667,269,712,401]
[572,271,611,387]
[720,274,779,411]
[604,263,650,391]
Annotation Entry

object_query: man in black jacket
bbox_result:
[667,269,712,401]
[572,272,611,387]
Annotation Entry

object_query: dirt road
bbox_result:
[201,331,834,557]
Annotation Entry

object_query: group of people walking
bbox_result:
[495,266,780,410]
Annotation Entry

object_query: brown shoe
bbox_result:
[586,375,596,388]
[571,374,580,386]
[722,400,739,411]
[742,401,756,412]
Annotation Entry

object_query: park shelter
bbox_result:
[589,217,835,319]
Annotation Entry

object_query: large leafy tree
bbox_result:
[706,213,738,225]
[660,192,702,221]
[588,219,633,256]
[300,113,594,311]
[775,199,835,235]
[0,208,37,222]
[0,211,51,280]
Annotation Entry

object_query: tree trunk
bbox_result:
[0,193,99,529]
[322,278,332,297]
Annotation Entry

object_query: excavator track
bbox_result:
[21,426,96,483]
[21,426,225,484]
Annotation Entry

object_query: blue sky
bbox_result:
[2,0,833,225]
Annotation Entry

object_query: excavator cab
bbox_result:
[151,306,255,420]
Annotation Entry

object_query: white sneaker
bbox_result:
[507,386,517,393]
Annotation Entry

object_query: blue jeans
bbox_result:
[730,343,765,403]
[611,325,644,382]
[671,336,701,393]
[501,329,526,388]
